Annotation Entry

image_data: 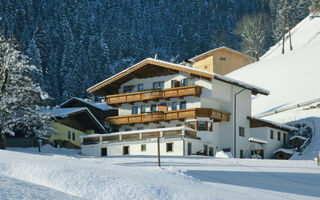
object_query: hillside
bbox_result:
[228,15,320,117]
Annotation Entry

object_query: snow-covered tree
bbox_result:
[0,36,52,149]
[234,13,267,60]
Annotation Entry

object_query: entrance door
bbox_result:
[101,147,107,157]
[187,143,192,155]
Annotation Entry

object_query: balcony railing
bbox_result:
[106,85,202,106]
[81,126,198,145]
[107,108,230,126]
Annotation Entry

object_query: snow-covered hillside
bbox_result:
[228,15,320,117]
[0,148,320,200]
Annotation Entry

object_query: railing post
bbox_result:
[100,135,102,143]
[182,128,185,136]
[119,135,122,141]
[160,131,163,137]
[140,132,142,140]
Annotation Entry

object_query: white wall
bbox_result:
[81,137,203,157]
[250,127,288,159]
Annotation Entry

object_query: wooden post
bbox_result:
[157,137,161,168]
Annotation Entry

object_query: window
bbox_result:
[68,131,71,139]
[209,147,214,156]
[283,133,287,146]
[220,57,226,61]
[141,144,146,151]
[72,132,75,141]
[157,126,165,129]
[198,122,207,131]
[151,104,157,112]
[204,145,208,155]
[270,130,274,139]
[278,132,281,141]
[166,143,173,152]
[172,102,177,111]
[183,78,190,86]
[240,150,244,158]
[190,78,195,86]
[101,148,107,157]
[187,122,196,130]
[123,85,134,93]
[208,122,213,131]
[141,105,146,114]
[125,128,132,131]
[188,143,192,155]
[239,127,245,137]
[123,146,129,155]
[132,106,138,114]
[137,127,144,130]
[180,101,186,109]
[138,84,144,92]
[171,80,180,88]
[176,124,182,127]
[153,81,164,89]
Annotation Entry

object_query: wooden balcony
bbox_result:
[106,85,202,106]
[107,108,230,126]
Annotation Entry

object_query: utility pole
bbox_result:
[157,137,161,168]
[282,0,293,54]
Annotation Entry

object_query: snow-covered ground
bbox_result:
[228,15,320,116]
[1,147,320,200]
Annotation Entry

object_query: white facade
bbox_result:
[82,58,293,159]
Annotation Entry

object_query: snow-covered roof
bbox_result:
[81,126,195,138]
[60,97,115,111]
[180,46,255,64]
[47,107,105,132]
[273,148,294,155]
[48,107,88,117]
[248,137,267,144]
[248,116,298,132]
[290,135,307,141]
[87,58,269,96]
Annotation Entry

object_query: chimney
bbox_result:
[184,59,195,68]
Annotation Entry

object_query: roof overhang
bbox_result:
[54,108,106,133]
[87,58,269,96]
[248,116,298,132]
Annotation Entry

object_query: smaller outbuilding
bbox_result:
[273,148,294,160]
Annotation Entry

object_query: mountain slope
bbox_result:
[228,15,320,116]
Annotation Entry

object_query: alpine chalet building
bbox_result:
[81,54,296,158]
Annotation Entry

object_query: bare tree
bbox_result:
[234,14,267,60]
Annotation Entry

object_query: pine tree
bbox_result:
[0,36,51,149]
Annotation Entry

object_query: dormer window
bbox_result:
[123,85,134,93]
[220,57,226,61]
[153,81,164,89]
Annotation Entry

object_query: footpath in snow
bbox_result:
[0,147,320,200]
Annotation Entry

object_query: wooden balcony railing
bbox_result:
[82,127,198,145]
[106,85,202,106]
[107,108,230,126]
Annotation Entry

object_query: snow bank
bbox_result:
[1,149,320,199]
[215,151,233,158]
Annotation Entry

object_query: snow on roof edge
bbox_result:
[87,58,269,95]
[250,117,298,132]
[60,97,115,111]
[248,137,267,144]
[273,148,294,155]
